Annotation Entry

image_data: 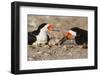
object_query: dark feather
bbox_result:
[28,32,37,45]
[71,27,88,45]
[47,34,50,44]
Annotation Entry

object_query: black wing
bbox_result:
[28,32,37,45]
[75,30,88,45]
[32,30,40,35]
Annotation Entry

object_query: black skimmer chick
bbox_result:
[28,23,53,45]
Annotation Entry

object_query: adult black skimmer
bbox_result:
[66,27,88,45]
[58,27,88,48]
[28,23,53,45]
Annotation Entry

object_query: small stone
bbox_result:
[36,51,43,55]
[44,45,50,48]
[67,52,73,56]
[32,55,36,57]
[49,31,64,39]
[48,39,56,46]
[47,50,51,53]
[55,39,59,44]
[43,53,49,57]
[62,45,67,49]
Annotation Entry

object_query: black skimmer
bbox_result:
[66,27,88,45]
[28,23,53,45]
[58,27,88,48]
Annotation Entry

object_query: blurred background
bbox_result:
[28,15,88,32]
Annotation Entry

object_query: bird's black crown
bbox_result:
[38,23,47,30]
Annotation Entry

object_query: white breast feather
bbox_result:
[32,24,48,45]
[37,31,47,43]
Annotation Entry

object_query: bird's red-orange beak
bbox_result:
[47,24,54,31]
[65,32,73,40]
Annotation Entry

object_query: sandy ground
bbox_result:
[27,15,88,61]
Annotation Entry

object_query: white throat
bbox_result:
[68,30,77,37]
